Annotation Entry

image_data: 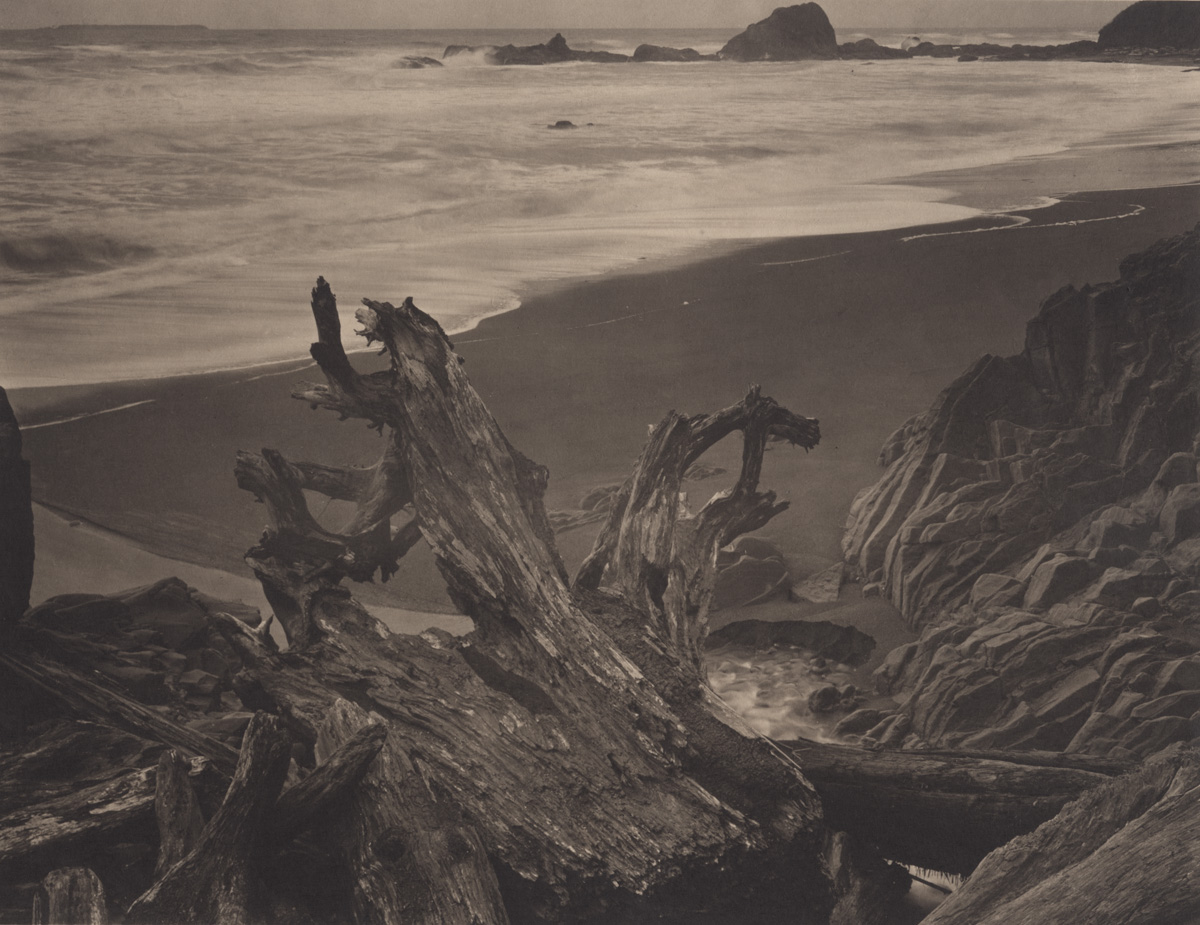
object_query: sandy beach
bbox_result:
[9,181,1200,625]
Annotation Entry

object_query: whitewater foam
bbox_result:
[2,28,1199,386]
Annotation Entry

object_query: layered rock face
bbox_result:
[1098,0,1200,48]
[719,4,838,61]
[843,224,1200,759]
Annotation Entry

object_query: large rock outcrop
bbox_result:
[719,4,838,61]
[1098,0,1200,49]
[842,224,1200,759]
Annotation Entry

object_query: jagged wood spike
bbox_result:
[270,717,387,844]
[153,750,205,878]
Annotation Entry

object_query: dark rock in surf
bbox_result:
[838,38,911,60]
[393,56,443,68]
[632,44,714,62]
[719,4,839,61]
[446,33,631,65]
[1098,0,1200,49]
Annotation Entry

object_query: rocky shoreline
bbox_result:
[441,1,1200,67]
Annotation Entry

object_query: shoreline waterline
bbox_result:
[7,173,1182,405]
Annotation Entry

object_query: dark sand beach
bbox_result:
[11,182,1200,619]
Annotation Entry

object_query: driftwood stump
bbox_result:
[223,278,847,922]
[2,271,1173,923]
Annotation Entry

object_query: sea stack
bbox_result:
[1098,0,1200,48]
[719,3,839,60]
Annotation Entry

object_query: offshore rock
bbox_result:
[719,4,838,61]
[444,33,631,65]
[844,224,1200,760]
[632,44,714,62]
[1098,0,1200,49]
[838,38,910,60]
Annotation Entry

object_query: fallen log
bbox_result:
[784,738,1129,874]
[0,650,239,776]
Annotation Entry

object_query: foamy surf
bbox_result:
[3,27,1199,387]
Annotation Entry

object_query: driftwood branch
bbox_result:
[575,386,819,673]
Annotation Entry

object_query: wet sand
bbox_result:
[10,182,1200,619]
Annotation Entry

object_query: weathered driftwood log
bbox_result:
[315,699,509,925]
[229,278,839,921]
[152,750,205,877]
[784,738,1129,874]
[270,714,387,844]
[126,712,292,925]
[575,385,819,677]
[0,650,240,775]
[926,743,1200,924]
[32,868,109,925]
[0,768,155,882]
[0,386,34,629]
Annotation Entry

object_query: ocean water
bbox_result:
[2,26,1198,387]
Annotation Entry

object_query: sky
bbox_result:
[0,0,1129,31]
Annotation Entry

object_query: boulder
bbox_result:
[1160,483,1200,545]
[1023,555,1093,611]
[712,554,789,609]
[706,618,875,666]
[718,4,838,61]
[808,685,841,713]
[790,561,844,603]
[1098,0,1200,49]
[834,708,887,736]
